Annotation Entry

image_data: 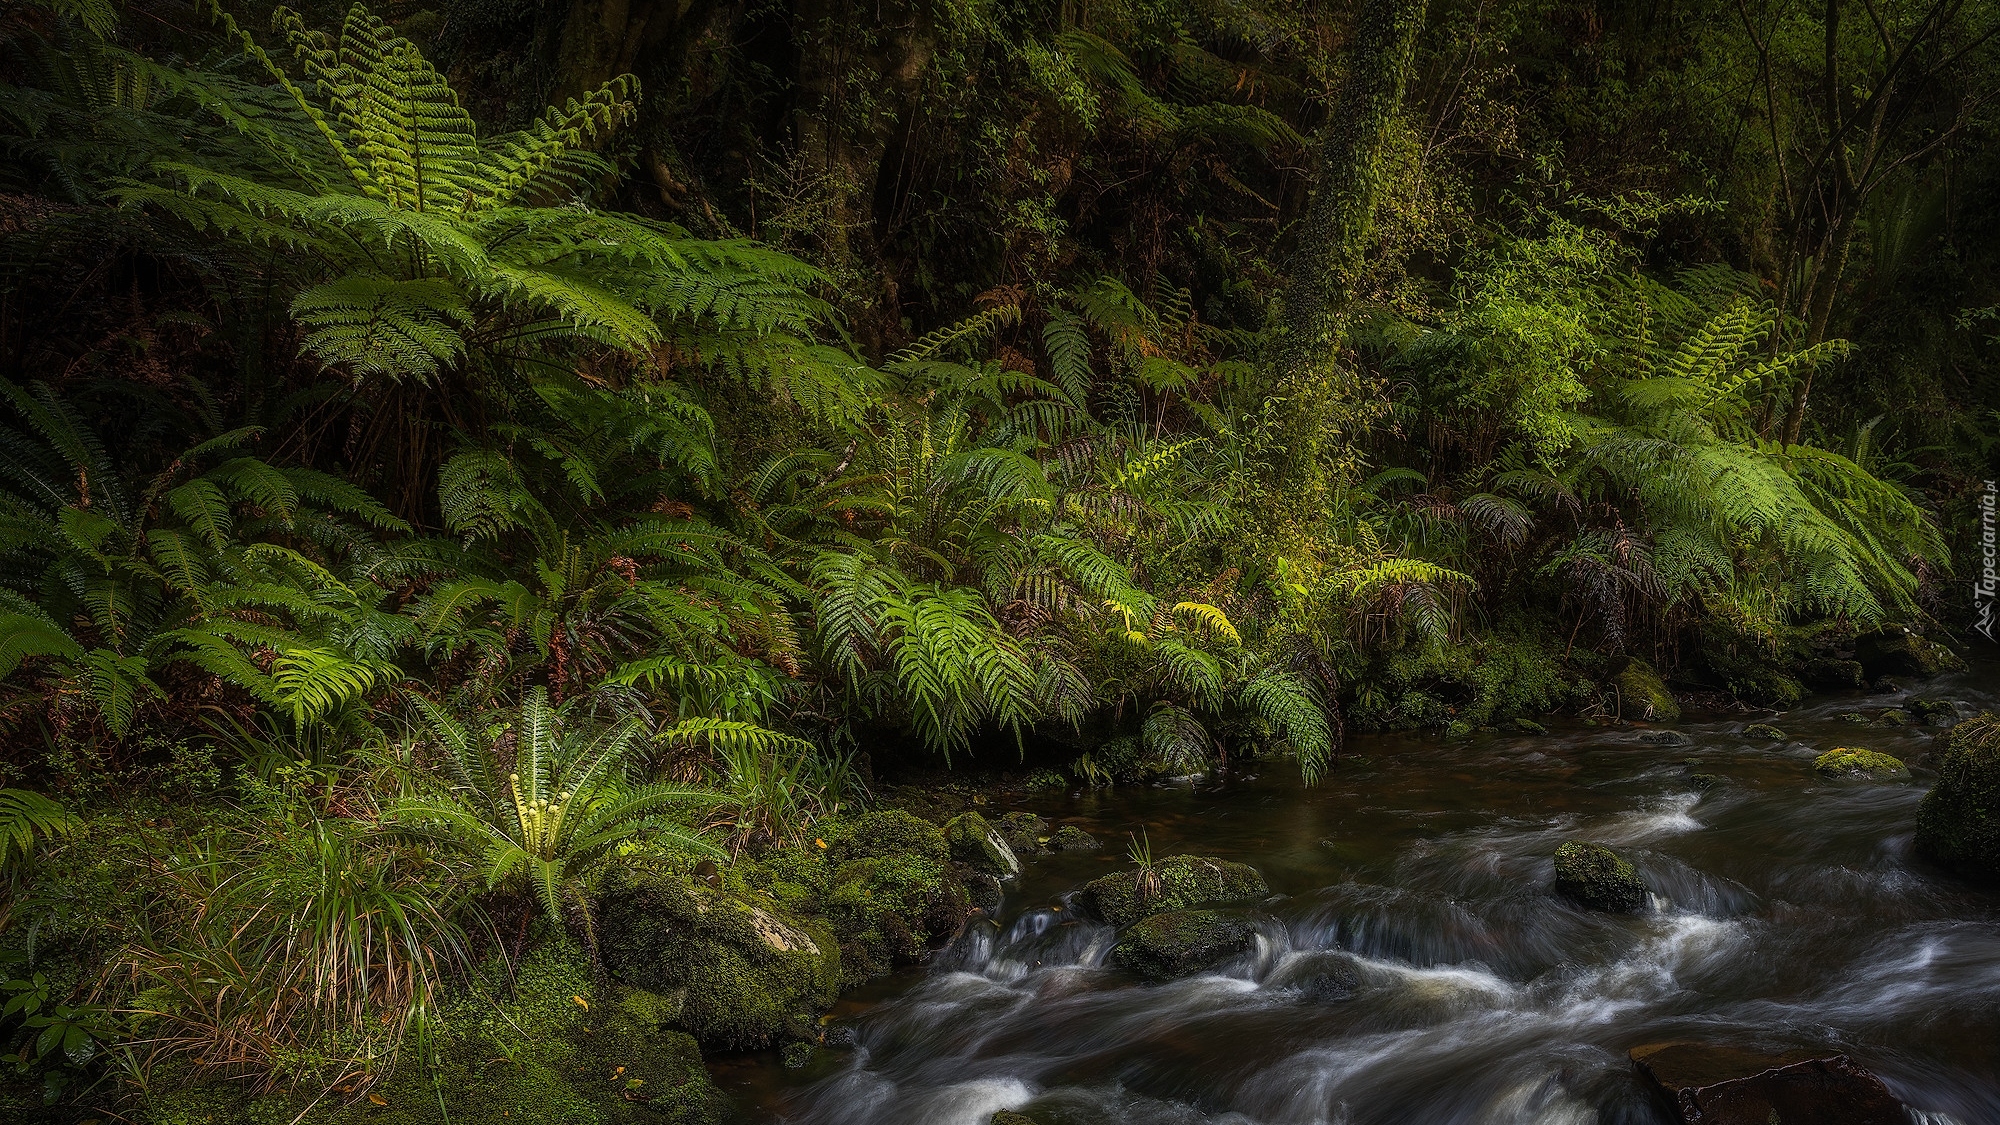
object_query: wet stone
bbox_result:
[1812,747,1908,780]
[1108,909,1258,979]
[1629,1041,1905,1125]
[990,1113,1040,1125]
[1639,730,1691,746]
[1552,841,1646,912]
[1744,723,1786,740]
[963,871,1004,914]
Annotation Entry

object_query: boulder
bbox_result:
[1614,660,1681,722]
[598,867,841,1049]
[963,871,1004,913]
[1915,714,2000,882]
[1629,1042,1904,1124]
[944,811,1020,876]
[1512,718,1549,735]
[1811,748,1909,781]
[1908,697,1960,725]
[1689,772,1726,791]
[1800,657,1865,689]
[1079,854,1268,927]
[1107,910,1258,979]
[1639,730,1691,746]
[1839,711,1872,725]
[995,811,1050,854]
[991,1113,1041,1125]
[1744,724,1786,741]
[1855,626,1965,678]
[825,808,949,865]
[1552,841,1646,912]
[823,852,970,981]
[1047,824,1100,851]
[1445,719,1475,740]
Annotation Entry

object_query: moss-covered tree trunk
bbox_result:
[1273,0,1426,507]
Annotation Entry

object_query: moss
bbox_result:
[823,854,968,982]
[1553,841,1645,912]
[1108,909,1257,979]
[1613,660,1680,722]
[1047,824,1099,851]
[1080,855,1268,927]
[1512,718,1548,735]
[1812,748,1909,780]
[824,809,948,865]
[1353,633,1584,731]
[943,811,1019,876]
[1745,723,1786,741]
[1445,720,1474,740]
[994,812,1049,854]
[1909,698,1960,725]
[1856,627,1965,678]
[1802,657,1865,689]
[597,865,840,1048]
[1915,715,2000,882]
[991,1113,1041,1125]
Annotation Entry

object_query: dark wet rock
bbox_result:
[1838,712,1872,725]
[1744,723,1786,741]
[995,811,1049,854]
[1629,1041,1904,1125]
[962,871,1004,913]
[1875,708,1912,727]
[944,811,1019,876]
[1855,625,1965,678]
[1047,824,1100,851]
[1080,854,1269,927]
[1613,659,1681,722]
[1800,657,1864,689]
[1108,909,1257,979]
[1689,772,1726,791]
[1811,747,1909,780]
[1512,718,1548,735]
[1296,965,1361,1002]
[1639,730,1691,746]
[1552,841,1646,912]
[821,1022,858,1047]
[991,1112,1041,1125]
[1916,714,2000,883]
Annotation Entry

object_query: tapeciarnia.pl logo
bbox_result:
[1978,480,1997,642]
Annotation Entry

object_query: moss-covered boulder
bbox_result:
[1745,723,1787,741]
[1812,747,1909,781]
[1916,715,2000,882]
[1909,697,1961,725]
[1079,854,1268,927]
[992,1112,1041,1125]
[1876,709,1912,727]
[1614,660,1680,722]
[1511,718,1549,735]
[1553,841,1646,912]
[995,812,1050,854]
[1802,657,1866,689]
[944,811,1020,876]
[1108,909,1258,979]
[598,866,840,1048]
[1856,626,1965,678]
[1047,824,1099,851]
[824,852,969,981]
[825,808,949,865]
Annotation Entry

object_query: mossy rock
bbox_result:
[994,811,1049,854]
[1856,627,1965,678]
[1553,841,1646,912]
[1108,909,1258,979]
[1445,720,1474,740]
[944,811,1019,876]
[1909,698,1961,725]
[1876,709,1912,727]
[1689,772,1726,791]
[1839,712,1873,725]
[824,853,969,981]
[1047,824,1099,851]
[1639,730,1691,746]
[1511,718,1549,735]
[1079,854,1268,927]
[1745,723,1787,741]
[824,808,948,865]
[1613,660,1680,722]
[1802,657,1866,689]
[1812,748,1909,781]
[598,865,840,1048]
[1916,715,2000,882]
[991,1113,1041,1125]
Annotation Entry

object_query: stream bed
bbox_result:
[719,662,2000,1124]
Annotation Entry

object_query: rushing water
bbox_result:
[720,662,2000,1124]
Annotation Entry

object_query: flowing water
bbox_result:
[720,662,2000,1124]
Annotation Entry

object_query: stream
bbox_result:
[720,662,2000,1124]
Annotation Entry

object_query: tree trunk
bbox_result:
[1274,0,1427,501]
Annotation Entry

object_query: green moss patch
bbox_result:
[1812,748,1909,781]
[1080,855,1267,927]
